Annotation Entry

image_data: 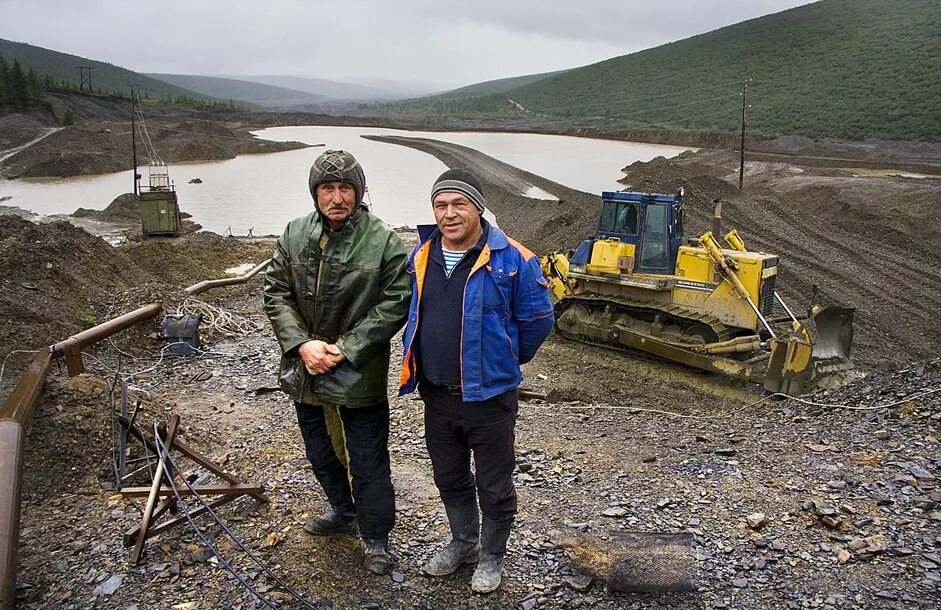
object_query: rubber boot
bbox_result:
[471,517,512,594]
[303,505,357,536]
[421,503,481,576]
[362,537,393,575]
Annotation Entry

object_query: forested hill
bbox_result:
[433,70,566,100]
[0,38,216,102]
[391,0,940,141]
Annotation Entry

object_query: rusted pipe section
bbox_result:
[1,348,52,610]
[1,259,271,608]
[183,259,271,296]
[0,421,23,610]
[51,303,164,376]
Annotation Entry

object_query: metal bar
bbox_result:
[131,416,179,564]
[114,413,158,455]
[171,438,268,503]
[122,499,173,547]
[51,303,164,363]
[774,291,799,323]
[118,381,128,482]
[183,259,271,296]
[120,484,263,498]
[135,495,241,542]
[2,261,273,604]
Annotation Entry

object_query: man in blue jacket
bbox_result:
[399,168,554,593]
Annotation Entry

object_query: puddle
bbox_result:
[225,262,256,275]
[522,185,559,200]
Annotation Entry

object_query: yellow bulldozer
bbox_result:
[540,189,854,395]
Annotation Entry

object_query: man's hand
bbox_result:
[298,340,346,375]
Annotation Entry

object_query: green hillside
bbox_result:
[148,73,325,107]
[0,38,218,102]
[434,70,566,100]
[392,0,941,141]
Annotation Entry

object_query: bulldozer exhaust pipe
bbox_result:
[711,198,722,238]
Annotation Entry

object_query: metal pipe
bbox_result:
[774,292,798,324]
[50,303,164,358]
[697,335,762,350]
[1,260,271,606]
[183,259,271,296]
[0,349,51,610]
[743,352,771,365]
[0,422,23,610]
[703,341,762,355]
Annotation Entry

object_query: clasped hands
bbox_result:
[298,339,346,375]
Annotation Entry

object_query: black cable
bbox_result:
[152,426,280,609]
[152,429,323,610]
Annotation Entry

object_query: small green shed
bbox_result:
[139,163,181,237]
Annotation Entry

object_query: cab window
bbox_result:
[598,200,638,236]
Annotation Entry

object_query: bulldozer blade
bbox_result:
[764,337,814,395]
[806,306,855,361]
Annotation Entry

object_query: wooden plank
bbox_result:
[122,498,173,548]
[120,483,263,498]
[130,415,179,564]
[144,495,240,540]
[170,438,268,503]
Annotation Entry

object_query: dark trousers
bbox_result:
[295,400,395,540]
[419,383,518,522]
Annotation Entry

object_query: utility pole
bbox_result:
[74,66,95,92]
[131,87,139,197]
[739,71,750,190]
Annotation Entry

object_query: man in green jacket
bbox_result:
[263,149,411,574]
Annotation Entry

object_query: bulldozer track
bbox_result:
[555,295,732,344]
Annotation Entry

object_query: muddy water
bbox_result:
[0,126,690,236]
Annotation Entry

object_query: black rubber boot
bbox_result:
[303,505,357,536]
[421,503,481,576]
[362,537,394,575]
[471,517,512,594]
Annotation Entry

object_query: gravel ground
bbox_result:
[5,140,941,609]
[14,275,940,610]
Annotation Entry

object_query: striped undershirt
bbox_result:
[441,247,468,277]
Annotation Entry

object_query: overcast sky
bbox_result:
[0,0,816,87]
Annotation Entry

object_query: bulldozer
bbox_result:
[540,189,854,395]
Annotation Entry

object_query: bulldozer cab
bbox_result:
[595,191,684,275]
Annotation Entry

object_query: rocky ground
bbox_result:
[0,114,312,179]
[11,268,941,610]
[2,131,940,609]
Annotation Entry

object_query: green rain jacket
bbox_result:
[263,205,411,407]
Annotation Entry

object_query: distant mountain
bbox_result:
[336,77,454,98]
[0,38,217,102]
[393,0,941,141]
[222,75,410,102]
[148,73,327,108]
[433,70,567,100]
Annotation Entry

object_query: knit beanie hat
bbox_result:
[431,168,486,215]
[308,149,367,206]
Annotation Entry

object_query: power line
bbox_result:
[74,66,95,92]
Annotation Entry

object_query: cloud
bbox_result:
[0,0,815,85]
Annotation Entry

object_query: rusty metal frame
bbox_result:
[0,258,271,609]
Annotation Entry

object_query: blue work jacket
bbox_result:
[399,223,554,402]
